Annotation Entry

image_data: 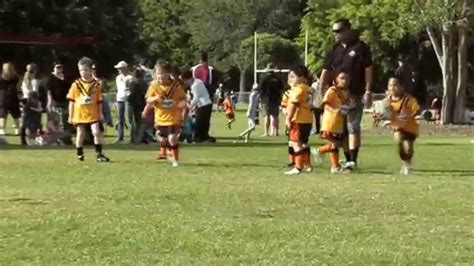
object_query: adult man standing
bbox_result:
[259,70,284,136]
[191,52,217,142]
[114,60,133,144]
[46,62,72,144]
[320,18,374,170]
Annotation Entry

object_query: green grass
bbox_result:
[1,111,473,265]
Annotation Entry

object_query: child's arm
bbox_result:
[142,104,153,118]
[285,102,297,128]
[68,101,74,124]
[323,103,340,114]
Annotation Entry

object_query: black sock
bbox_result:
[94,144,102,155]
[76,147,84,156]
[344,151,351,162]
[350,148,359,163]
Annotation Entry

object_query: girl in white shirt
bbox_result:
[21,63,39,100]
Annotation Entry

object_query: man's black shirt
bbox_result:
[323,36,372,96]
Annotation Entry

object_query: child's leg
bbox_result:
[329,141,340,169]
[168,132,179,162]
[91,122,104,156]
[76,125,85,158]
[402,139,414,165]
[158,136,168,159]
[319,140,340,168]
[288,142,295,166]
[291,141,305,170]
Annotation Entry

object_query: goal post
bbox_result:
[253,31,309,85]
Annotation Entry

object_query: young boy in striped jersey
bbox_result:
[67,57,109,162]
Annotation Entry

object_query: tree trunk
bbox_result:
[453,0,469,124]
[238,67,247,103]
[453,24,468,124]
[440,25,456,125]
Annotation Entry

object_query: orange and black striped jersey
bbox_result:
[67,78,103,124]
[146,80,186,126]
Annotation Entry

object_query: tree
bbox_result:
[137,0,193,68]
[414,0,472,124]
[185,0,307,99]
[297,0,340,72]
[0,0,142,78]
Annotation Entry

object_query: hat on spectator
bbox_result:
[114,61,128,69]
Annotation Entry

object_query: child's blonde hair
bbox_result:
[78,57,94,68]
[23,63,37,90]
[1,62,17,80]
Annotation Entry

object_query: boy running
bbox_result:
[383,76,420,175]
[146,62,186,167]
[222,91,235,129]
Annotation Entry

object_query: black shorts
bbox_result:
[0,104,21,119]
[156,125,180,137]
[289,123,312,143]
[226,113,235,120]
[395,129,417,141]
[262,103,280,117]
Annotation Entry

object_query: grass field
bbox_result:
[1,110,473,265]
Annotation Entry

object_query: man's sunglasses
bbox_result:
[332,28,346,34]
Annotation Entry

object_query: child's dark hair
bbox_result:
[155,61,172,73]
[290,64,310,80]
[386,71,402,85]
[133,68,144,79]
[334,67,350,79]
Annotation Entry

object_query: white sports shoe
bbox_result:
[343,161,357,172]
[330,167,343,174]
[400,164,411,175]
[285,167,301,175]
[302,165,313,173]
[0,129,5,136]
[171,161,179,167]
[311,147,323,164]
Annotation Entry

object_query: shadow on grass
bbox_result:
[1,141,288,150]
[359,169,393,175]
[0,197,49,205]
[419,143,458,146]
[179,161,279,168]
[415,169,474,175]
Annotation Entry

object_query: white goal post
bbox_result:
[253,30,309,85]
